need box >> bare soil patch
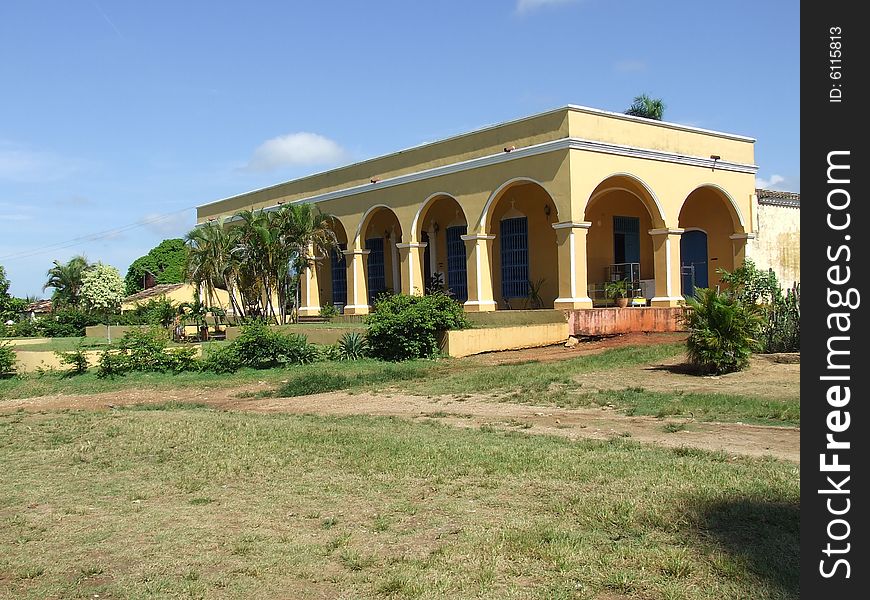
[3,386,799,464]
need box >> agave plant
[337,331,368,360]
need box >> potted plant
[604,279,631,308]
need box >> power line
[0,206,196,262]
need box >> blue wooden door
[365,238,386,302]
[680,230,708,297]
[446,225,468,301]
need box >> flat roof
[198,104,755,210]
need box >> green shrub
[55,345,89,376]
[684,287,761,374]
[231,323,317,368]
[200,343,241,374]
[121,328,172,371]
[318,344,342,361]
[0,340,16,377]
[319,303,339,320]
[763,284,800,353]
[6,319,39,337]
[37,308,101,337]
[337,331,368,360]
[96,328,199,376]
[718,260,800,353]
[163,346,200,373]
[365,292,468,361]
[96,349,131,378]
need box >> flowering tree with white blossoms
[80,263,126,315]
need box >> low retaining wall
[84,325,147,339]
[466,309,566,328]
[438,323,569,358]
[567,307,687,336]
[224,325,366,345]
[13,350,104,373]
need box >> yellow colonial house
[197,105,757,316]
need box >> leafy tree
[625,94,665,120]
[0,265,27,323]
[43,255,91,308]
[124,238,188,295]
[80,263,126,315]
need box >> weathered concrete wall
[753,203,800,287]
[224,325,367,345]
[568,307,686,336]
[438,323,569,358]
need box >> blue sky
[0,0,799,298]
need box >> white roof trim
[212,137,757,222]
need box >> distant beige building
[121,283,230,313]
[752,189,800,288]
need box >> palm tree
[271,203,338,323]
[184,219,244,319]
[625,94,665,120]
[43,255,91,308]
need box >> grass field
[1,343,799,426]
[0,406,799,599]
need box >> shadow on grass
[646,362,704,375]
[692,498,799,598]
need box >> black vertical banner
[802,2,868,597]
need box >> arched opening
[484,180,559,309]
[415,194,469,301]
[315,218,349,311]
[357,206,403,303]
[678,185,743,294]
[584,175,665,304]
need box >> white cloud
[614,59,647,73]
[516,0,581,14]
[245,132,346,172]
[755,174,786,189]
[0,214,32,222]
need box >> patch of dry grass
[0,407,798,599]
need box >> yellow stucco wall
[197,105,757,312]
[438,323,569,358]
[121,284,231,313]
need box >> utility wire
[0,206,196,262]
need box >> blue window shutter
[500,216,529,299]
[331,244,347,305]
[445,225,468,302]
[365,238,386,302]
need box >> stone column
[396,242,427,296]
[730,232,756,267]
[427,224,438,278]
[297,248,322,317]
[649,228,685,307]
[389,229,401,293]
[461,233,497,312]
[342,248,370,315]
[552,221,593,310]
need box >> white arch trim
[684,183,746,232]
[584,172,667,227]
[477,177,555,231]
[410,192,467,242]
[352,204,402,248]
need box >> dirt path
[2,384,799,463]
